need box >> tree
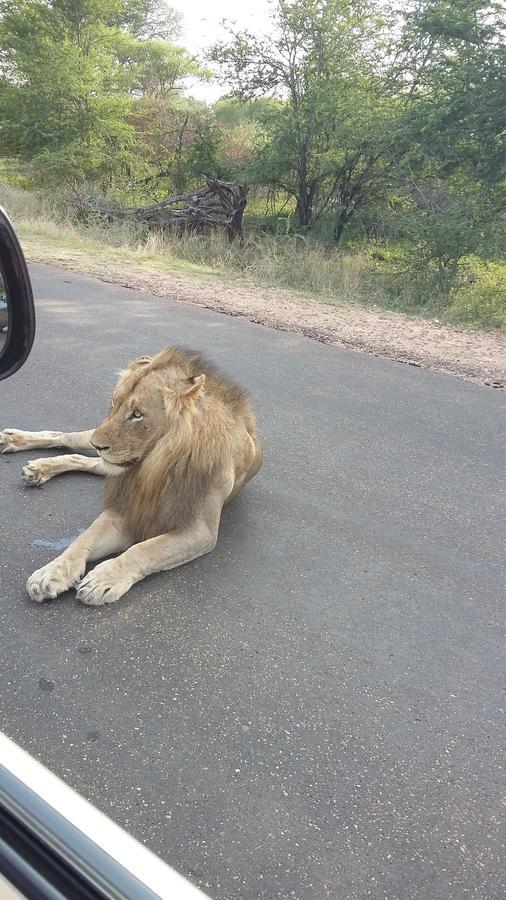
[396,0,505,185]
[385,1,505,289]
[210,0,405,237]
[115,32,200,99]
[113,0,183,41]
[0,0,196,186]
[213,100,272,179]
[126,98,222,198]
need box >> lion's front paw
[0,429,28,453]
[27,557,85,603]
[22,460,51,486]
[77,561,132,607]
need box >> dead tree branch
[71,176,249,242]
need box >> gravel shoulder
[23,238,505,388]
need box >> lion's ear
[130,355,152,369]
[163,375,206,412]
[181,374,206,398]
[115,356,152,389]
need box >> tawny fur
[0,345,262,606]
[102,347,261,541]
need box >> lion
[0,346,263,606]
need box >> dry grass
[1,182,504,329]
[4,181,504,386]
[143,228,373,304]
[0,182,376,306]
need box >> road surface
[1,264,504,899]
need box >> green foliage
[123,98,223,199]
[214,98,281,128]
[208,0,504,311]
[0,0,198,185]
[447,263,506,328]
[397,0,505,186]
[113,0,183,40]
[210,0,407,235]
[0,0,502,328]
[396,185,498,281]
[3,177,504,329]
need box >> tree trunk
[295,194,311,231]
[226,193,247,243]
[334,207,350,243]
[296,139,312,232]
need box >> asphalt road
[1,263,504,900]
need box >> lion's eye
[129,410,143,421]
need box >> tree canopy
[0,0,503,286]
[0,0,199,185]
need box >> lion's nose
[91,441,110,452]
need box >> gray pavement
[1,263,504,899]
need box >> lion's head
[91,351,206,474]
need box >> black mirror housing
[0,207,36,381]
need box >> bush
[1,181,503,330]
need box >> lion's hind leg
[22,454,109,486]
[0,429,95,454]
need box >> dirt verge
[24,239,505,388]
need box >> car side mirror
[0,206,36,381]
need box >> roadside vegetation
[0,0,504,329]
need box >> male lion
[0,346,262,605]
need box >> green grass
[1,182,504,329]
[354,241,506,329]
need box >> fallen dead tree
[71,177,249,242]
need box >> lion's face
[91,373,168,471]
[91,359,206,473]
